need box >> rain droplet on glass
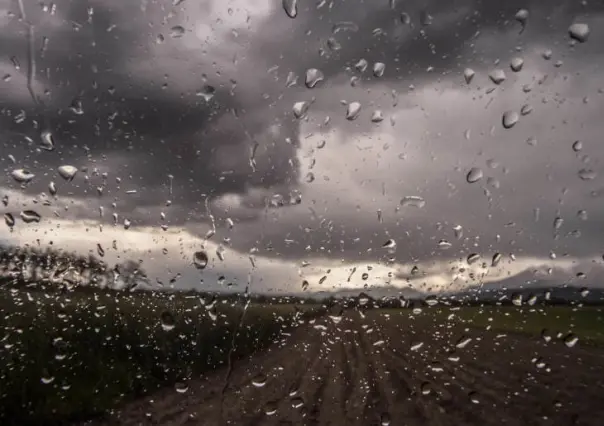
[572,140,583,152]
[515,9,529,24]
[564,333,578,348]
[193,251,208,269]
[355,59,368,72]
[373,62,385,77]
[305,68,324,88]
[520,104,532,116]
[285,71,298,87]
[252,374,267,388]
[492,252,502,267]
[332,21,358,34]
[438,240,452,249]
[20,210,41,223]
[453,225,463,239]
[578,169,596,181]
[4,213,15,228]
[569,23,589,43]
[346,102,361,120]
[463,68,475,84]
[456,336,472,349]
[40,374,55,385]
[291,397,304,409]
[264,402,278,416]
[515,9,528,33]
[466,167,483,183]
[57,165,78,181]
[11,169,34,183]
[510,57,524,72]
[381,412,392,426]
[502,111,519,129]
[382,239,396,249]
[371,110,384,123]
[69,98,84,115]
[175,382,189,393]
[160,311,176,331]
[40,130,55,151]
[400,196,426,208]
[169,25,185,38]
[293,101,310,119]
[489,69,506,85]
[282,0,298,19]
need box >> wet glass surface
[1,1,604,425]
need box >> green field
[3,284,604,425]
[0,287,320,426]
[449,305,604,344]
[372,305,604,345]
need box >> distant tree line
[9,243,595,308]
[0,244,148,291]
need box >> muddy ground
[87,309,604,426]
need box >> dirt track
[90,310,604,426]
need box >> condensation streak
[18,0,38,105]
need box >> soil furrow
[87,312,604,426]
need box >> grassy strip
[446,305,604,344]
[0,288,319,425]
[372,305,604,345]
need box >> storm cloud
[1,0,604,294]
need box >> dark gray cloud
[1,0,604,292]
[1,0,309,215]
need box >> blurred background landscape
[3,0,604,424]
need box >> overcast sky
[1,0,603,295]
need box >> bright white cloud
[1,205,589,295]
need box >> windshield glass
[1,1,603,425]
